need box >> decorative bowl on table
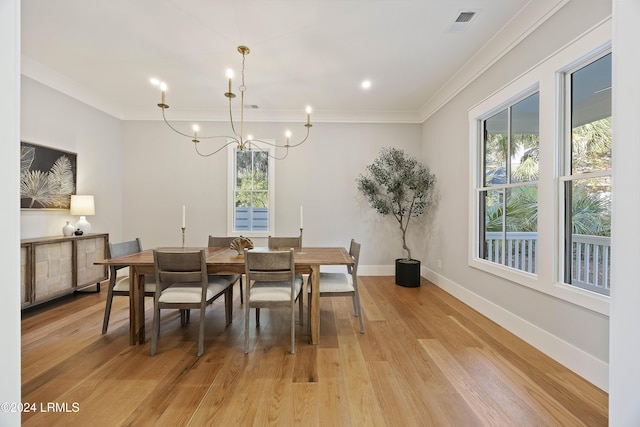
[230,236,254,256]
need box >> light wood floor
[21,276,607,426]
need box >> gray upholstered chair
[151,249,233,356]
[102,238,156,334]
[208,236,244,303]
[244,248,303,354]
[308,239,364,333]
[267,235,302,249]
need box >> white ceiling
[21,0,565,123]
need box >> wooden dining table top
[96,246,353,267]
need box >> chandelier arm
[247,128,309,149]
[227,97,241,139]
[161,108,197,139]
[194,139,238,157]
[162,108,240,142]
[246,142,289,160]
[284,126,311,148]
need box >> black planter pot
[395,258,421,287]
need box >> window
[228,144,275,236]
[478,92,540,274]
[561,52,611,295]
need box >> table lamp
[70,195,95,235]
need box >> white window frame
[557,48,612,296]
[468,19,611,315]
[476,90,540,276]
[226,141,276,238]
[470,84,541,290]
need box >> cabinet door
[76,235,108,288]
[20,244,31,307]
[33,241,74,303]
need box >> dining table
[95,246,354,346]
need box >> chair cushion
[158,277,230,303]
[113,275,156,293]
[250,275,303,302]
[316,272,354,293]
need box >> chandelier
[150,46,312,160]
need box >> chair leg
[256,308,260,326]
[239,276,244,304]
[197,305,206,357]
[101,288,115,334]
[150,307,160,356]
[225,287,233,325]
[306,292,311,336]
[290,301,296,354]
[244,302,250,354]
[354,294,365,334]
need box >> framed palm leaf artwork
[20,142,77,209]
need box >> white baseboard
[422,267,608,392]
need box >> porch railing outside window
[484,232,610,295]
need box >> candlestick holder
[181,227,186,249]
[297,227,305,254]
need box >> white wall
[610,1,640,424]
[420,0,611,390]
[20,77,124,241]
[0,0,21,425]
[122,120,422,268]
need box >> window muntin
[562,52,612,295]
[479,92,539,274]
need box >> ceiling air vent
[447,10,477,33]
[244,104,259,109]
[455,11,476,23]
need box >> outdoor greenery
[484,117,611,236]
[235,149,268,208]
[357,147,436,260]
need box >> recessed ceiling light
[361,80,372,90]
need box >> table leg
[310,264,320,344]
[129,266,146,345]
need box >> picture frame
[20,141,77,209]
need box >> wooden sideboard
[20,233,109,309]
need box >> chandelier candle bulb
[300,205,303,229]
[226,69,234,97]
[192,124,199,142]
[160,82,167,105]
[182,205,186,228]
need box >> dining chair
[244,248,304,354]
[308,239,364,333]
[208,236,244,303]
[268,235,302,249]
[151,249,233,357]
[102,238,156,334]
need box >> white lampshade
[70,195,95,234]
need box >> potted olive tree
[357,147,436,287]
